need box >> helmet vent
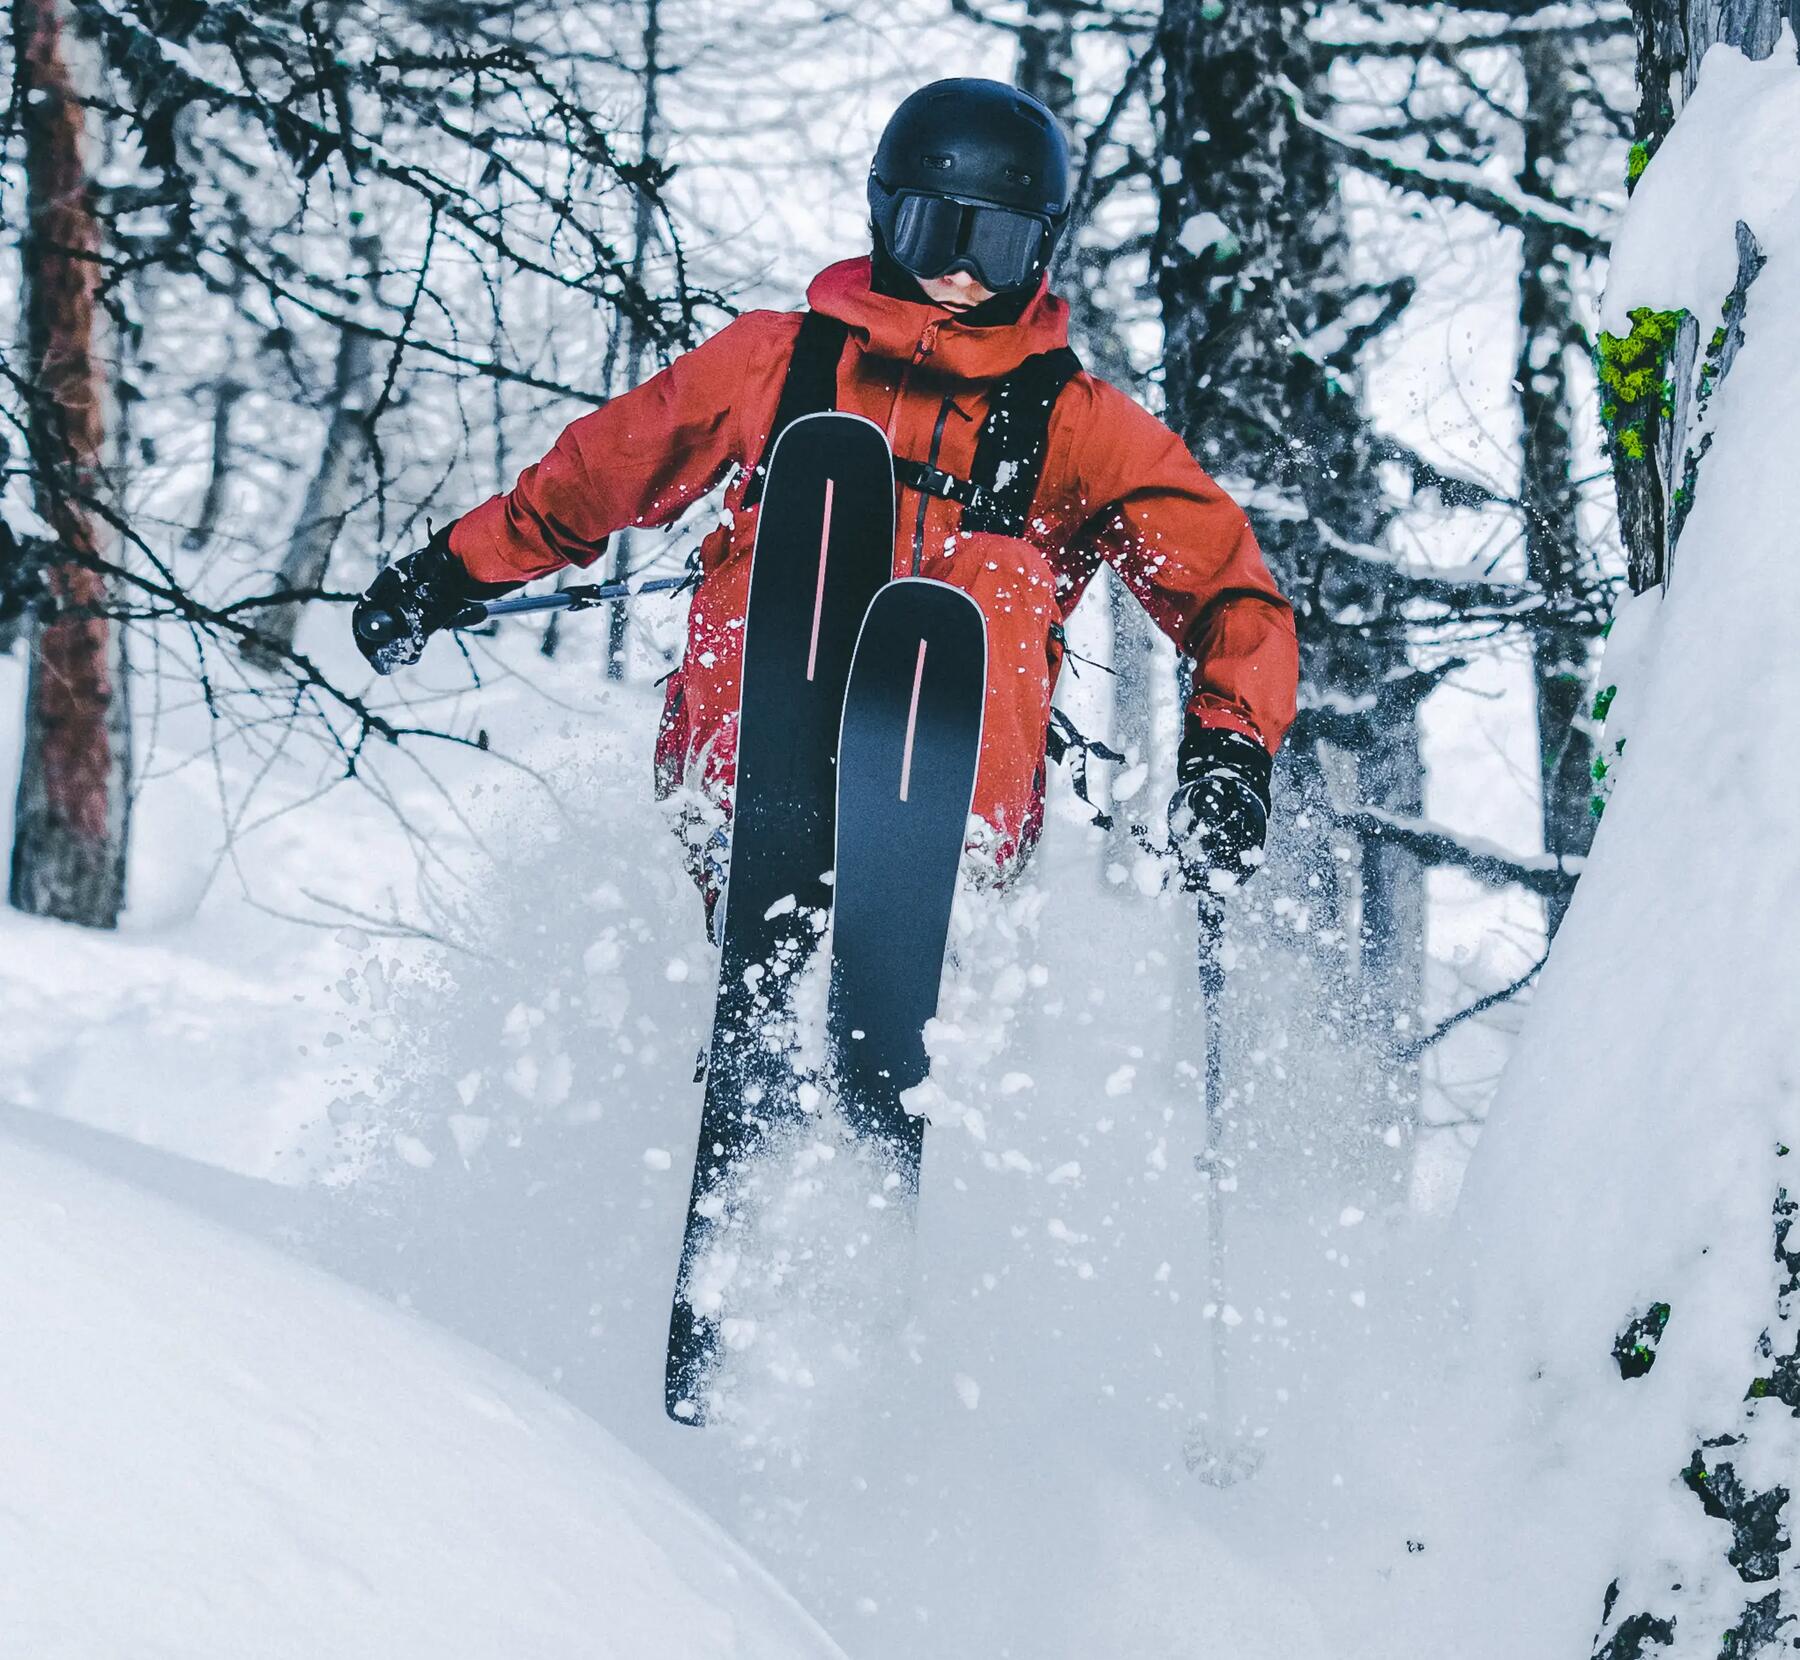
[921,153,953,170]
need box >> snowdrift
[1454,30,1800,1654]
[0,1133,842,1660]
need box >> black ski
[828,579,987,1186]
[665,412,894,1424]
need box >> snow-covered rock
[1455,27,1800,1654]
[1600,29,1800,337]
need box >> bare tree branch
[1402,950,1548,1060]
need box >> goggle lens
[888,192,1048,293]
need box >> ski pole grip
[353,605,409,647]
[449,601,491,629]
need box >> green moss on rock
[1615,1301,1671,1379]
[1597,308,1687,466]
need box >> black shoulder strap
[744,318,1079,534]
[959,346,1082,537]
[742,310,850,507]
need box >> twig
[1403,950,1549,1059]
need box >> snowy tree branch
[1310,519,1548,615]
[1342,806,1584,897]
[1370,0,1622,17]
[1370,436,1515,511]
[1313,18,1629,59]
[1275,76,1612,255]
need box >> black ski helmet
[869,79,1072,294]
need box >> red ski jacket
[450,258,1298,866]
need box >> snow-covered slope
[1451,30,1800,1654]
[0,1132,843,1660]
[0,585,1455,1658]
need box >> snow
[7,23,1782,1651]
[1448,26,1800,1650]
[1600,29,1800,335]
[0,1134,842,1659]
[303,737,1440,1656]
[3,576,1426,1654]
[1176,211,1235,258]
[0,490,52,540]
[0,613,1521,1655]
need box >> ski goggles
[884,191,1054,293]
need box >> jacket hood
[806,256,1070,381]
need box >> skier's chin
[918,277,995,312]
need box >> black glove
[352,525,518,675]
[1167,723,1272,891]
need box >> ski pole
[353,574,691,649]
[1196,897,1225,1136]
[452,574,691,626]
[1186,893,1262,1485]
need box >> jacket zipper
[886,319,941,440]
[913,395,955,574]
[886,319,946,574]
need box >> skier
[353,77,1299,902]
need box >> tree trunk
[1153,0,1304,496]
[1632,0,1800,147]
[1357,706,1427,1009]
[1517,35,1599,933]
[604,0,663,682]
[1015,0,1163,864]
[1152,0,1322,935]
[245,232,382,668]
[1017,0,1079,120]
[9,0,130,929]
[1153,0,1425,1040]
[1104,572,1160,864]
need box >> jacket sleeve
[449,311,799,585]
[1064,376,1299,755]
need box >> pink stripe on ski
[898,639,928,802]
[806,478,835,682]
